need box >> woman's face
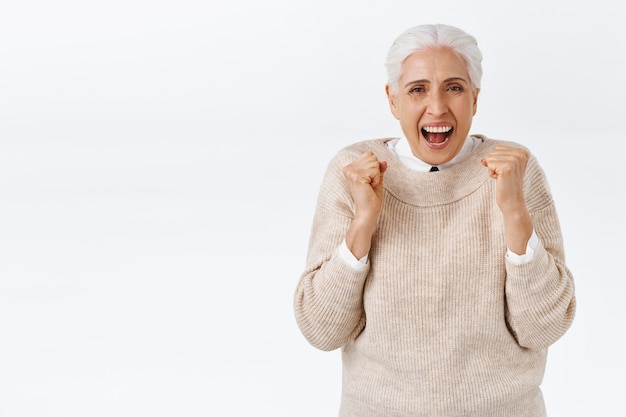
[386,47,479,166]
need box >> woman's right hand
[342,151,387,219]
[342,151,387,259]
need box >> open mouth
[421,125,453,147]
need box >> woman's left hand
[481,145,529,213]
[482,145,533,255]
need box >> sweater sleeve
[504,156,576,349]
[294,151,369,351]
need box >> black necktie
[429,166,439,172]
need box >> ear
[385,84,400,120]
[472,88,480,115]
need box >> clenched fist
[481,145,533,255]
[342,151,387,259]
[481,145,529,213]
[342,151,388,220]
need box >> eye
[447,85,464,93]
[409,86,426,94]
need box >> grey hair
[385,24,483,93]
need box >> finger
[371,161,387,187]
[344,165,381,186]
[354,154,380,172]
[356,154,383,174]
[481,158,498,179]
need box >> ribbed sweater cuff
[505,241,552,292]
[316,252,370,299]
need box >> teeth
[423,126,452,133]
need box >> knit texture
[294,136,576,417]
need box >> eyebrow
[404,77,469,88]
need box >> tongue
[427,132,447,144]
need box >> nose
[426,91,448,116]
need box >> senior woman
[294,24,576,417]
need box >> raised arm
[294,150,386,351]
[483,147,576,349]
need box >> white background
[1,0,624,416]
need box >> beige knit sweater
[294,136,576,417]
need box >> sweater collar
[373,135,497,207]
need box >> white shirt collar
[387,136,482,172]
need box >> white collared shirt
[387,135,483,172]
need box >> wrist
[498,200,528,219]
[501,208,533,255]
[345,215,378,260]
[353,208,379,226]
[350,214,378,235]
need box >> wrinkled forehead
[399,47,471,84]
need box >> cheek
[455,103,474,122]
[400,101,422,120]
